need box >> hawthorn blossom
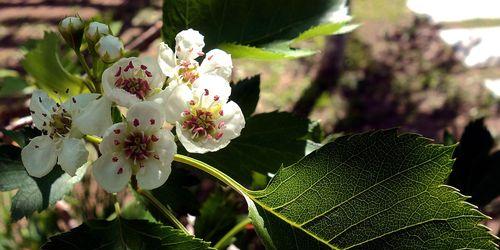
[21,90,102,177]
[158,75,245,153]
[92,101,176,192]
[157,29,233,85]
[95,35,124,63]
[102,57,165,107]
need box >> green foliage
[0,146,86,221]
[0,77,28,97]
[22,31,86,99]
[150,167,200,216]
[194,190,239,244]
[191,112,318,184]
[448,119,500,207]
[42,218,213,249]
[162,0,349,59]
[242,130,496,249]
[229,75,260,117]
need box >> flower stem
[75,50,97,91]
[173,154,249,194]
[137,188,190,235]
[214,218,252,249]
[84,134,102,144]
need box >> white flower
[95,35,124,63]
[21,90,99,177]
[85,21,111,43]
[92,101,176,192]
[175,29,205,61]
[157,29,233,85]
[158,75,245,153]
[59,16,84,33]
[102,57,165,108]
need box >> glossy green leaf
[0,146,86,221]
[229,75,260,117]
[42,218,213,249]
[191,112,317,184]
[242,130,496,249]
[162,0,349,60]
[22,31,86,99]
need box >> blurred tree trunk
[292,34,347,118]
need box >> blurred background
[0,0,499,249]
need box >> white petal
[58,138,88,176]
[99,123,127,155]
[21,135,57,177]
[139,56,165,89]
[126,101,165,133]
[192,74,232,105]
[30,90,56,131]
[157,84,192,123]
[176,101,245,153]
[92,153,132,193]
[199,49,233,81]
[152,130,177,164]
[85,21,111,42]
[136,158,172,190]
[175,29,205,61]
[62,93,100,117]
[216,101,245,144]
[157,42,177,78]
[73,96,113,136]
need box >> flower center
[123,132,158,164]
[178,60,199,85]
[49,108,72,137]
[181,89,225,141]
[114,61,152,99]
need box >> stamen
[133,118,140,127]
[117,167,123,174]
[112,156,118,162]
[208,55,214,61]
[214,95,219,101]
[149,119,155,125]
[35,145,39,148]
[140,65,147,70]
[124,61,134,72]
[114,129,121,134]
[204,89,209,96]
[72,97,76,103]
[215,132,223,140]
[114,66,122,77]
[151,134,159,142]
[65,88,70,94]
[39,97,42,102]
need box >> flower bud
[95,35,124,63]
[59,16,84,50]
[85,21,111,43]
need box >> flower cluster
[21,17,245,193]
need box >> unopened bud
[95,35,124,63]
[85,21,111,43]
[59,16,84,50]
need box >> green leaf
[219,42,316,61]
[0,146,86,221]
[0,77,28,97]
[242,130,496,249]
[162,0,349,59]
[42,217,213,249]
[191,112,316,184]
[194,190,238,244]
[22,31,86,99]
[229,75,260,117]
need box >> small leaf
[191,112,317,184]
[0,145,86,221]
[22,31,86,99]
[244,130,496,249]
[229,75,260,117]
[42,217,213,249]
